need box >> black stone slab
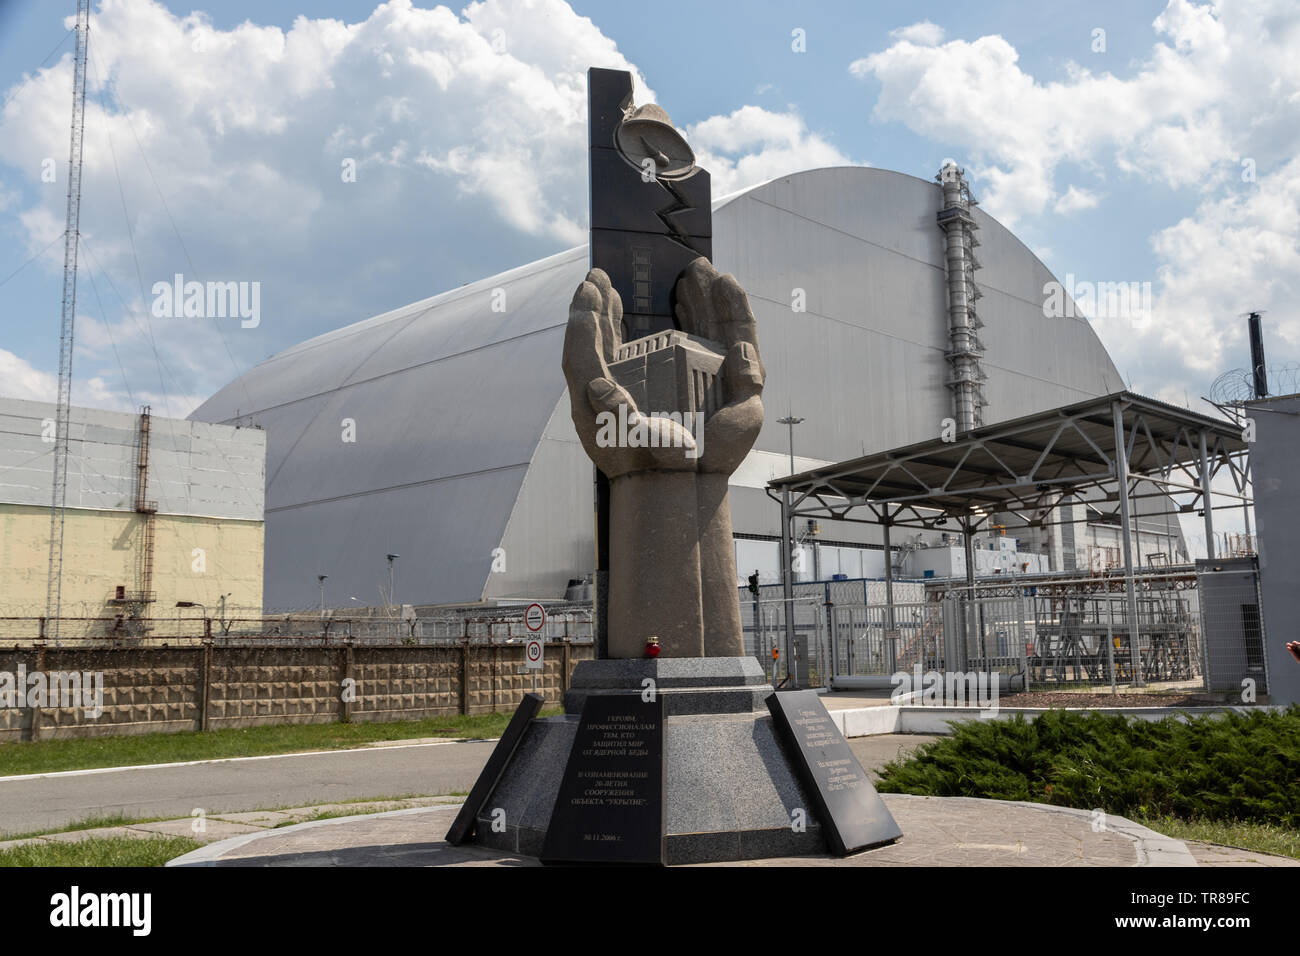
[587,67,713,341]
[444,692,543,845]
[766,690,903,856]
[589,148,713,238]
[540,692,665,865]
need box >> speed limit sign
[525,636,545,670]
[524,604,545,671]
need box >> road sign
[525,636,545,671]
[525,603,546,632]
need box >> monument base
[466,658,900,865]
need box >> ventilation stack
[936,162,987,431]
[1247,311,1267,399]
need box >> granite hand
[562,268,699,478]
[672,258,766,474]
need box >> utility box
[1196,556,1268,695]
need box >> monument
[447,68,901,864]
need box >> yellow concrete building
[0,398,265,639]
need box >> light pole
[175,601,207,639]
[318,574,328,619]
[777,415,804,476]
[386,553,400,609]
[217,592,232,635]
[776,415,804,687]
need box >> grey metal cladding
[1,396,264,520]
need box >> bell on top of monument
[615,102,696,180]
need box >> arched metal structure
[192,166,1130,611]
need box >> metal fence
[738,578,929,689]
[0,600,595,648]
[927,571,1207,690]
[742,593,829,687]
[14,567,1264,700]
[733,568,1256,695]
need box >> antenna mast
[45,0,92,642]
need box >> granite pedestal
[472,658,839,864]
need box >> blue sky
[0,0,1296,425]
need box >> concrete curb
[830,703,1283,738]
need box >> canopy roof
[769,391,1250,530]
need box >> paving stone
[167,793,1263,868]
[128,819,262,842]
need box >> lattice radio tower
[45,0,92,642]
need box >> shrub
[875,707,1300,827]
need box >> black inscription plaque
[540,693,665,865]
[767,690,903,856]
[445,692,543,846]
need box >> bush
[875,707,1300,827]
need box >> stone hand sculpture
[563,258,765,658]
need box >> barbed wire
[1209,363,1300,406]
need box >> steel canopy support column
[963,521,976,595]
[883,517,896,673]
[1113,400,1143,688]
[963,520,977,664]
[780,489,796,686]
[1200,429,1216,561]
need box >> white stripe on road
[0,737,499,782]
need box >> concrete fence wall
[0,641,592,742]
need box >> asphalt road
[0,734,938,836]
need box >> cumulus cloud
[851,0,1299,226]
[686,106,854,197]
[889,21,945,46]
[0,0,848,414]
[851,0,1300,404]
[0,349,56,402]
[0,346,135,409]
[1054,184,1100,215]
[1092,156,1300,403]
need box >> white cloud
[850,1,1300,226]
[0,0,855,415]
[1092,156,1300,399]
[851,0,1300,403]
[0,349,55,402]
[1055,185,1100,214]
[0,347,135,409]
[889,21,945,46]
[686,106,855,197]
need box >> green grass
[0,710,561,777]
[0,836,201,867]
[1139,815,1300,861]
[876,706,1300,827]
[0,811,177,842]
